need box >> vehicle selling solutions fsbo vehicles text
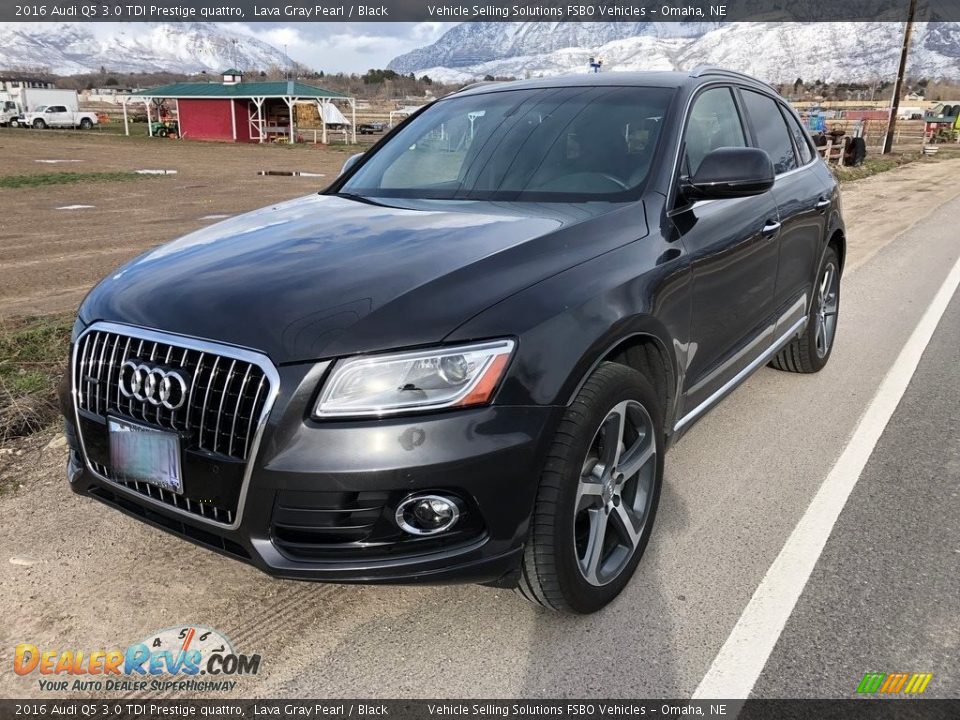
[425,4,726,17]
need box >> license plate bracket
[108,417,183,494]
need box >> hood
[80,194,647,363]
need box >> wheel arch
[828,228,846,273]
[563,327,679,437]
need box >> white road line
[693,250,960,699]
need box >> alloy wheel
[574,400,657,586]
[815,261,839,358]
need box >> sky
[212,22,458,73]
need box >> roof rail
[454,80,507,94]
[689,65,776,89]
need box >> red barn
[125,70,356,144]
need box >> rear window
[741,90,798,175]
[783,109,815,165]
[341,85,675,202]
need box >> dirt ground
[0,129,362,317]
[1,130,959,700]
[2,130,959,318]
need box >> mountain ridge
[387,22,960,83]
[0,22,290,75]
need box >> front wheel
[33,119,46,129]
[770,246,841,373]
[516,362,663,613]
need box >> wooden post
[350,98,356,144]
[321,100,327,144]
[883,0,918,154]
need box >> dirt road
[1,140,959,700]
[0,130,354,317]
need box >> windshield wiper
[333,191,385,207]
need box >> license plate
[108,417,183,494]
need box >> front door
[45,106,70,126]
[670,86,781,424]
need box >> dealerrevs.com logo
[14,626,260,693]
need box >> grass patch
[0,314,73,443]
[832,154,920,183]
[0,171,157,189]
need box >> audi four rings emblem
[119,361,189,410]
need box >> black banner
[3,0,960,22]
[1,700,960,720]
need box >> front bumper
[62,363,559,586]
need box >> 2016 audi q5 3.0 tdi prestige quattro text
[62,68,845,613]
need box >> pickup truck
[20,105,99,130]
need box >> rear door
[670,85,781,423]
[739,89,828,327]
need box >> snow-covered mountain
[0,23,290,75]
[388,22,960,83]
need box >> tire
[10,120,19,128]
[155,127,168,138]
[769,246,841,373]
[79,118,93,130]
[516,362,664,613]
[33,119,46,129]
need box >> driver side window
[684,88,747,176]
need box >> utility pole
[883,0,918,154]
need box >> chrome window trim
[669,81,817,209]
[71,320,281,530]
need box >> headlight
[314,339,515,418]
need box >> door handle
[761,220,781,237]
[815,197,831,211]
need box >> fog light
[395,494,461,536]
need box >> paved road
[1,190,959,701]
[753,288,960,699]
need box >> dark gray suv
[63,67,844,613]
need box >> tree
[105,77,119,86]
[419,75,433,85]
[793,77,803,90]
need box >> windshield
[340,85,674,202]
[34,105,46,112]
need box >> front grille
[88,459,236,524]
[73,325,275,525]
[75,329,269,460]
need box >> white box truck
[2,88,82,126]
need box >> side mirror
[340,152,364,177]
[681,147,774,200]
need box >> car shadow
[516,479,690,697]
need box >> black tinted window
[684,87,746,175]
[783,108,814,165]
[742,90,797,174]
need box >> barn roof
[131,81,350,100]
